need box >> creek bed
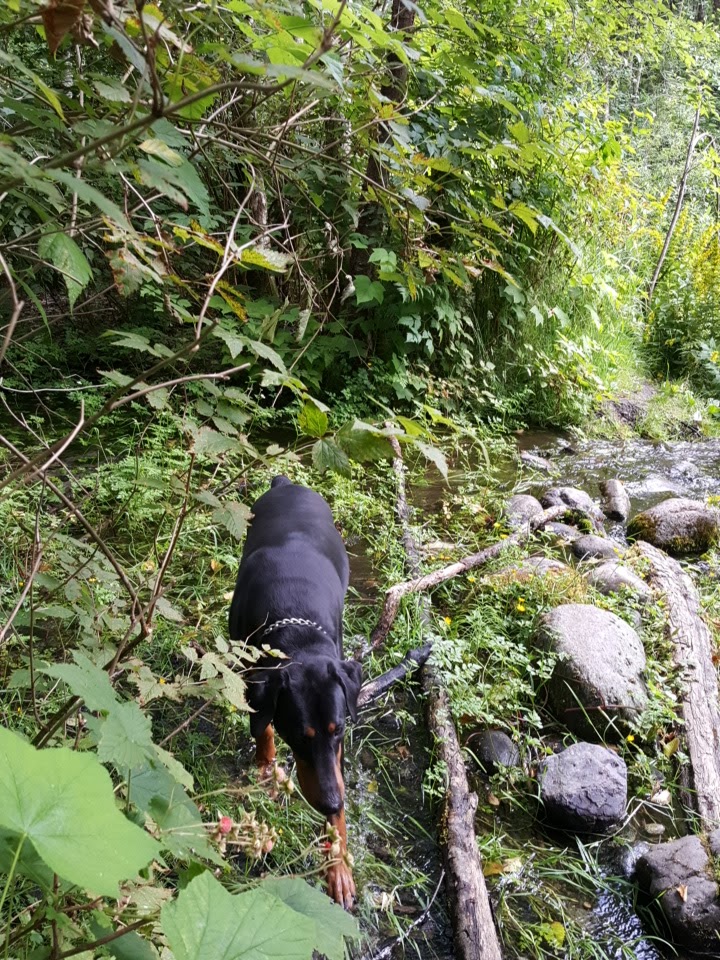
[347,431,720,959]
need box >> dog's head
[249,657,362,815]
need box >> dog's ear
[333,660,362,723]
[248,670,285,739]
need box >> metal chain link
[259,617,332,640]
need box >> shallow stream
[349,431,720,960]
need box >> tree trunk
[647,101,702,307]
[636,542,720,830]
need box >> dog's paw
[326,859,356,911]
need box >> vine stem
[0,834,26,931]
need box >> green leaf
[130,762,220,864]
[354,275,385,305]
[191,427,239,459]
[240,246,292,273]
[312,439,351,477]
[245,338,287,372]
[336,420,395,463]
[415,441,448,480]
[260,877,359,960]
[98,701,155,769]
[93,79,132,103]
[101,926,159,960]
[212,501,252,540]
[43,651,118,713]
[139,138,184,167]
[298,399,328,438]
[0,727,157,895]
[38,230,92,308]
[161,872,316,960]
[47,169,131,230]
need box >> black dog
[229,475,361,908]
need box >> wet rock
[599,479,631,523]
[634,832,720,952]
[670,458,701,480]
[538,743,627,832]
[627,498,720,555]
[504,494,544,529]
[544,521,582,542]
[541,487,605,527]
[519,451,554,473]
[572,534,624,561]
[536,604,647,736]
[497,556,572,581]
[584,561,652,601]
[472,730,520,774]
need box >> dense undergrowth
[2,0,720,957]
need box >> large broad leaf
[212,501,252,540]
[312,439,351,477]
[97,701,155,769]
[162,872,315,960]
[130,761,221,864]
[414,441,449,480]
[298,399,328,438]
[38,230,92,308]
[336,420,396,463]
[0,727,158,896]
[260,877,359,960]
[44,650,118,712]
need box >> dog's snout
[317,794,343,817]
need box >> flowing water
[350,431,720,960]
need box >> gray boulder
[541,487,605,527]
[544,521,582,542]
[599,479,632,523]
[505,494,544,529]
[538,742,627,831]
[536,604,647,735]
[520,451,554,473]
[627,498,720,555]
[585,561,652,602]
[634,832,720,951]
[473,730,520,774]
[572,534,624,561]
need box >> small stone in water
[644,822,666,836]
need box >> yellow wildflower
[467,575,476,583]
[159,678,166,685]
[443,616,452,626]
[626,734,635,743]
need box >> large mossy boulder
[535,604,647,736]
[627,498,720,555]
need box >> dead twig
[366,505,565,653]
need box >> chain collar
[259,617,332,641]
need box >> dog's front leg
[255,723,277,775]
[325,806,355,910]
[295,751,355,909]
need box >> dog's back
[228,477,349,653]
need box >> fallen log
[356,643,432,709]
[387,434,503,960]
[636,541,720,830]
[367,504,566,653]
